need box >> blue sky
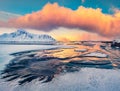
[0,0,120,41]
[0,0,120,15]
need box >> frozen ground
[0,68,120,91]
[0,42,120,91]
[0,44,72,69]
[81,51,108,58]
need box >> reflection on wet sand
[1,42,120,85]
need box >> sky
[0,0,120,41]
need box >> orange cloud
[49,28,110,41]
[1,3,120,38]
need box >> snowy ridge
[113,39,120,43]
[111,39,120,48]
[0,29,56,44]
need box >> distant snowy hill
[0,29,56,44]
[111,39,120,48]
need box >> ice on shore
[82,51,108,58]
[74,49,88,52]
[0,68,120,91]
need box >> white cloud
[81,0,85,3]
[0,11,21,22]
[109,6,120,14]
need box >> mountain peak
[17,29,27,34]
[0,29,56,43]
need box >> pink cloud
[0,3,120,38]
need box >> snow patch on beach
[83,52,108,58]
[0,68,120,91]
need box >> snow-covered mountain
[111,39,120,48]
[0,29,56,44]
